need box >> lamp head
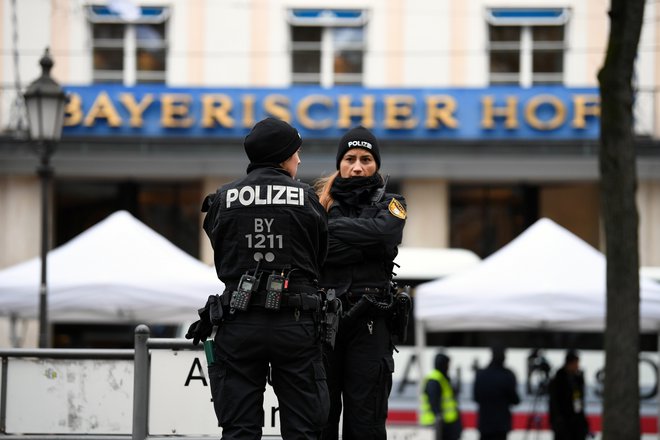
[24,47,67,145]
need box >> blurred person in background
[473,346,521,440]
[420,353,463,440]
[548,350,589,440]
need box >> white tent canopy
[393,247,481,281]
[642,266,660,283]
[0,211,222,324]
[415,218,660,333]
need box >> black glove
[185,319,213,345]
[185,295,219,345]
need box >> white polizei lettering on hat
[226,185,305,208]
[347,140,372,149]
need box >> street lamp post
[23,47,66,348]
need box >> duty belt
[346,287,389,304]
[252,291,320,311]
[220,290,320,312]
[225,280,317,295]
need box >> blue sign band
[62,85,600,140]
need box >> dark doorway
[450,184,539,258]
[55,179,201,257]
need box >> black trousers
[321,314,394,440]
[208,308,329,440]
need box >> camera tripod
[523,378,549,440]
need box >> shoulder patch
[388,198,407,220]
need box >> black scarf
[330,174,383,206]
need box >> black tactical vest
[203,166,328,289]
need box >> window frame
[288,9,368,87]
[87,5,170,85]
[486,8,569,87]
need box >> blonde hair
[314,171,339,212]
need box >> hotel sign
[62,85,600,140]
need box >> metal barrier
[0,325,203,440]
[132,325,208,440]
[0,345,133,440]
[0,326,430,440]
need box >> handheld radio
[265,273,285,310]
[230,273,257,311]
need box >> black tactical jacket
[320,188,406,296]
[202,166,328,288]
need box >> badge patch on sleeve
[388,198,407,220]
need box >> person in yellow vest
[420,353,463,440]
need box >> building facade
[1,0,659,344]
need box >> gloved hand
[185,319,213,346]
[185,295,222,345]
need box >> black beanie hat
[336,125,381,170]
[244,118,302,164]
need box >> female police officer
[315,126,407,440]
[189,117,329,440]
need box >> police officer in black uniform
[187,117,329,440]
[315,126,407,440]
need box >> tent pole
[8,314,23,348]
[415,318,427,421]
